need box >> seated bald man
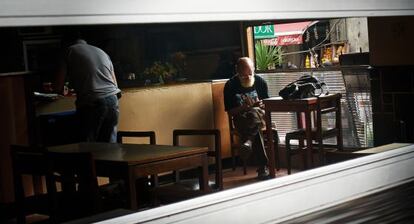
[223,57,270,180]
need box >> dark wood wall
[370,66,414,145]
[368,16,414,145]
[0,22,242,87]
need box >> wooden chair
[285,93,343,174]
[173,129,222,190]
[10,145,52,224]
[116,131,156,145]
[228,114,280,175]
[152,129,221,205]
[117,131,158,208]
[47,151,101,222]
[117,131,158,186]
[47,151,128,222]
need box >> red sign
[262,34,303,46]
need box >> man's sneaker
[239,140,252,162]
[257,166,270,180]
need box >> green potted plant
[255,41,283,70]
[170,51,187,80]
[143,61,177,84]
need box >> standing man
[56,37,121,143]
[223,57,270,180]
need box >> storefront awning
[262,21,318,46]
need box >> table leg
[199,154,209,192]
[125,168,137,210]
[265,109,276,178]
[337,103,343,150]
[297,112,305,150]
[33,176,44,194]
[305,111,313,169]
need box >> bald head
[236,57,255,88]
[236,57,254,73]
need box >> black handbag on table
[279,74,328,100]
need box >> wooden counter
[35,95,76,116]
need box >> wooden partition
[211,80,231,158]
[0,72,32,203]
[118,81,235,159]
[118,83,215,146]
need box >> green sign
[254,25,275,39]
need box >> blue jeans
[77,94,119,143]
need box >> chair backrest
[315,93,342,128]
[173,129,223,190]
[10,145,51,224]
[117,130,158,191]
[315,93,343,147]
[318,93,342,113]
[10,145,48,178]
[47,151,100,222]
[117,131,156,144]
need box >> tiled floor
[222,166,289,190]
[145,165,292,210]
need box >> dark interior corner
[371,66,414,145]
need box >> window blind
[259,68,372,148]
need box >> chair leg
[274,140,280,171]
[215,168,222,191]
[231,147,236,171]
[237,147,247,175]
[273,130,280,171]
[16,204,26,224]
[150,175,159,187]
[286,137,292,175]
[301,146,307,171]
[173,170,180,183]
[318,140,324,167]
[243,160,247,175]
[319,150,326,166]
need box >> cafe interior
[1,1,414,223]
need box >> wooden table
[47,142,209,209]
[263,95,339,178]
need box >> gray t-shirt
[66,40,120,106]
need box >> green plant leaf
[255,41,283,70]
